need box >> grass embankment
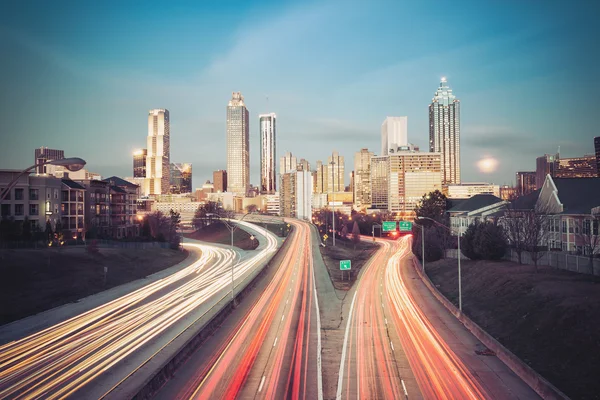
[185,221,260,250]
[0,247,189,326]
[319,237,379,290]
[426,258,600,400]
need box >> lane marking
[401,379,408,399]
[336,291,358,400]
[273,337,278,347]
[385,318,388,325]
[281,314,285,321]
[259,375,266,392]
[312,266,324,400]
[390,341,395,351]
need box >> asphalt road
[0,220,278,400]
[154,219,323,400]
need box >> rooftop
[448,194,503,213]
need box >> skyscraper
[145,109,170,195]
[170,163,192,194]
[226,92,250,194]
[429,77,460,185]
[516,171,536,196]
[370,156,389,210]
[595,137,600,177]
[354,148,374,209]
[555,155,597,178]
[535,153,558,189]
[34,147,64,174]
[327,151,344,193]
[381,117,408,156]
[314,160,328,194]
[213,170,227,193]
[279,152,297,175]
[280,167,313,220]
[259,113,276,194]
[133,149,147,178]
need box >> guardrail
[102,225,294,400]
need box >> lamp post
[415,216,463,312]
[0,158,86,204]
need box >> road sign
[399,221,413,232]
[328,201,343,206]
[323,234,328,240]
[340,260,351,270]
[382,221,397,232]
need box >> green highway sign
[399,221,413,232]
[340,260,351,270]
[382,221,397,232]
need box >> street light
[415,216,464,312]
[0,157,87,204]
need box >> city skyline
[0,1,597,189]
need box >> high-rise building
[226,92,250,194]
[133,149,147,178]
[298,159,310,172]
[596,137,600,177]
[354,148,374,209]
[34,147,65,174]
[327,151,344,193]
[170,163,192,194]
[536,153,558,190]
[280,167,313,220]
[370,156,389,210]
[429,77,460,185]
[279,152,297,175]
[145,109,170,195]
[556,155,597,178]
[446,183,500,199]
[213,170,227,193]
[499,185,517,200]
[381,117,408,156]
[516,171,536,196]
[259,113,276,194]
[314,161,328,194]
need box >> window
[562,220,567,233]
[584,220,591,235]
[30,204,39,216]
[15,188,24,200]
[594,220,599,236]
[29,189,39,200]
[1,204,10,217]
[1,188,10,200]
[15,204,24,216]
[568,220,574,233]
[54,189,59,199]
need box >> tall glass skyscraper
[145,109,170,195]
[259,113,276,193]
[429,78,460,185]
[226,92,250,194]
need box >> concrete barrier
[102,228,294,400]
[411,257,570,400]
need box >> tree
[351,221,361,250]
[147,211,169,240]
[22,216,32,242]
[245,204,258,213]
[461,220,481,260]
[522,208,550,271]
[45,220,53,243]
[414,190,451,223]
[341,224,348,240]
[500,203,527,264]
[581,215,600,274]
[141,217,151,239]
[473,221,507,260]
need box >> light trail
[0,221,278,399]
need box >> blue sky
[0,0,598,189]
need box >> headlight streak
[0,223,279,400]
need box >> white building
[429,77,461,185]
[295,170,313,220]
[145,109,170,195]
[381,116,408,156]
[446,183,500,199]
[226,92,250,195]
[265,192,280,215]
[259,113,277,194]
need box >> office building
[170,163,192,194]
[370,156,389,210]
[280,152,297,175]
[499,185,517,200]
[516,171,536,197]
[298,158,310,172]
[314,161,328,194]
[145,109,170,195]
[556,155,597,178]
[226,92,250,194]
[259,113,277,193]
[133,149,147,178]
[596,137,600,177]
[34,147,64,174]
[536,154,558,189]
[213,170,227,193]
[446,183,500,199]
[354,148,374,209]
[381,117,408,156]
[280,167,313,220]
[327,151,345,193]
[429,77,461,185]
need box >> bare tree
[245,204,258,213]
[522,208,551,271]
[351,221,361,250]
[501,203,527,264]
[582,215,600,275]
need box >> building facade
[34,147,64,174]
[314,161,328,194]
[429,77,460,185]
[61,180,86,239]
[133,149,147,178]
[170,163,192,194]
[516,171,536,196]
[280,168,313,220]
[327,151,345,193]
[556,155,597,178]
[446,183,500,199]
[381,117,408,156]
[76,179,111,237]
[279,152,297,175]
[595,136,600,177]
[213,170,227,193]
[354,148,374,209]
[370,156,389,210]
[259,113,277,194]
[535,153,558,190]
[145,109,170,195]
[226,92,250,194]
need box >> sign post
[340,259,351,281]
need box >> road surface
[337,235,540,399]
[154,219,323,400]
[0,220,278,399]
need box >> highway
[337,235,539,399]
[0,220,278,399]
[154,219,323,400]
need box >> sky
[0,0,598,190]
